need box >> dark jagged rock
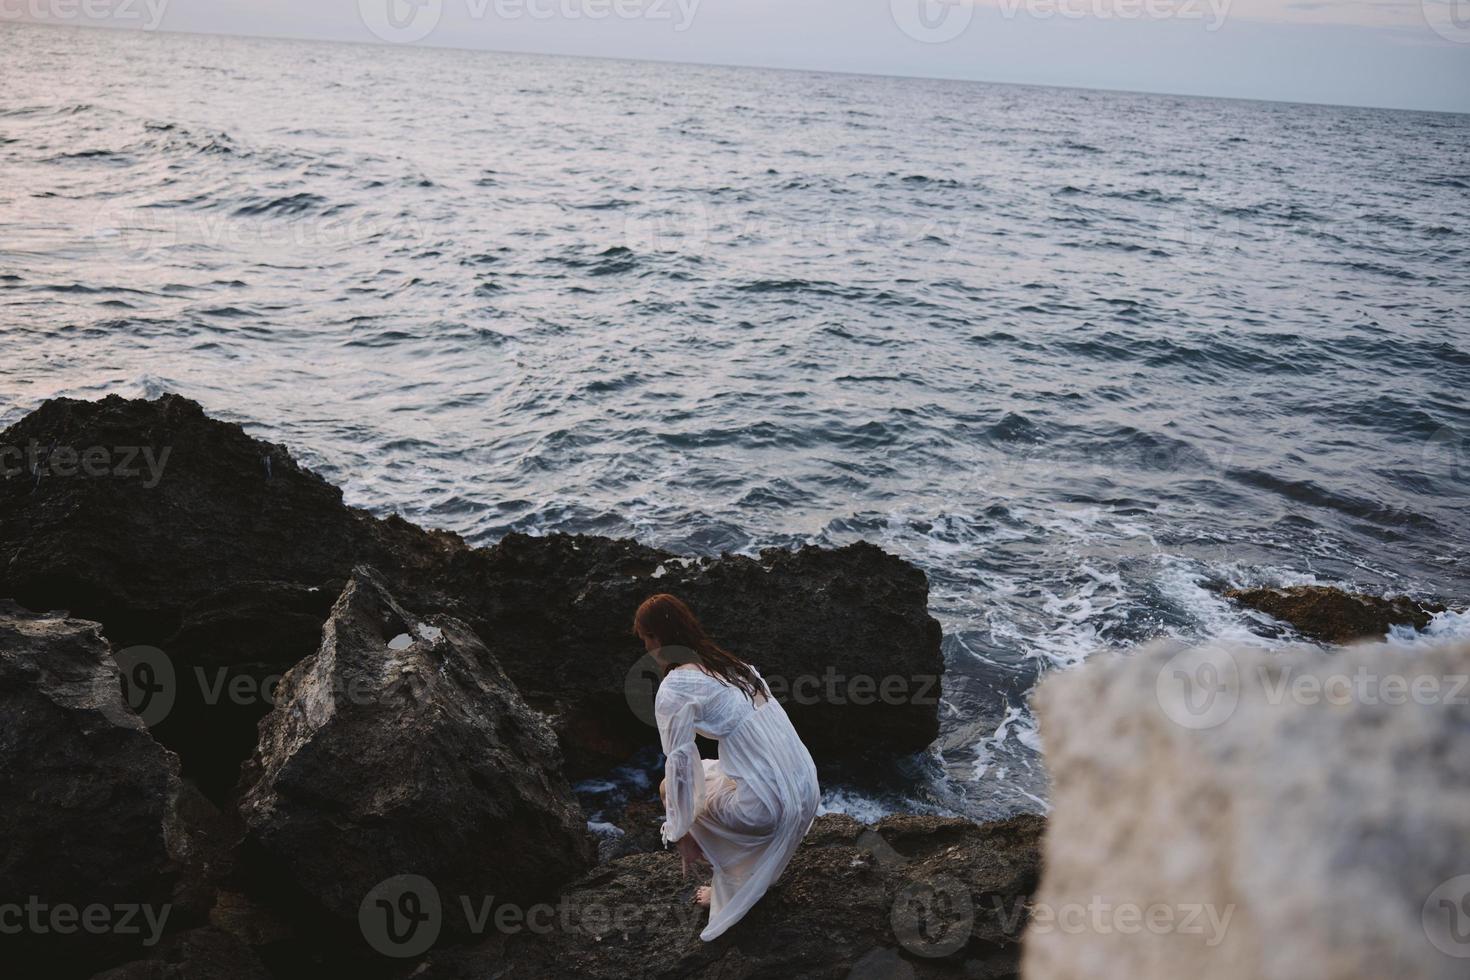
[0,394,1003,979]
[1225,584,1446,643]
[435,532,945,776]
[150,582,341,800]
[236,567,594,940]
[0,603,211,976]
[593,798,667,862]
[87,927,273,980]
[0,394,461,640]
[0,395,463,796]
[411,813,1045,980]
[0,395,945,789]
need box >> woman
[634,593,821,941]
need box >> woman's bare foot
[692,885,712,908]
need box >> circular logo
[890,0,974,43]
[1422,426,1466,487]
[89,205,173,263]
[1423,874,1470,959]
[1154,644,1240,730]
[891,875,973,958]
[359,874,442,958]
[358,0,443,43]
[622,196,711,255]
[623,645,699,727]
[109,645,176,727]
[1423,0,1470,44]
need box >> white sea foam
[817,788,942,825]
[586,820,624,838]
[1387,607,1470,648]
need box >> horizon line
[5,16,1469,118]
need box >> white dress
[656,663,821,941]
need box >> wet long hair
[633,593,766,703]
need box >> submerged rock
[1028,638,1470,980]
[0,603,201,975]
[412,812,1045,979]
[236,567,594,939]
[1224,583,1446,643]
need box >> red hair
[633,593,765,703]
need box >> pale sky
[5,0,1470,112]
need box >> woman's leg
[663,775,712,904]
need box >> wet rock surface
[412,813,1045,980]
[1224,583,1447,643]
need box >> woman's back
[660,663,769,740]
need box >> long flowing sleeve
[656,677,706,844]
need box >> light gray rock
[237,566,594,938]
[1026,638,1470,980]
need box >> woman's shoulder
[655,664,715,714]
[659,663,740,697]
[665,663,719,683]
